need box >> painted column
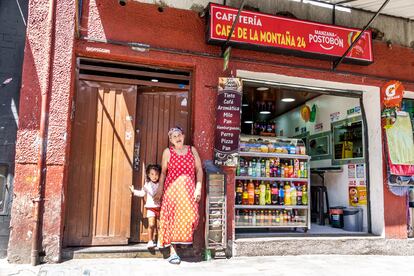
[8,0,76,263]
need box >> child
[130,164,161,249]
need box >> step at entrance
[62,244,164,260]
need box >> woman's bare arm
[192,146,203,202]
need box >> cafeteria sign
[207,3,373,65]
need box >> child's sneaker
[147,240,155,248]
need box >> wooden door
[130,87,190,242]
[64,80,137,246]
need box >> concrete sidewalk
[1,255,414,276]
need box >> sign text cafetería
[207,3,373,65]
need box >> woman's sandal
[167,254,181,265]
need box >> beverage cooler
[235,135,311,232]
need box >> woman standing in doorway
[154,126,203,264]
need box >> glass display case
[235,135,311,232]
[332,116,364,165]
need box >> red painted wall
[9,0,414,263]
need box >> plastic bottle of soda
[261,159,266,177]
[265,159,270,177]
[254,182,260,205]
[284,182,291,205]
[302,185,308,205]
[296,184,303,205]
[288,160,294,178]
[291,183,297,206]
[269,159,275,177]
[251,159,256,177]
[242,182,249,205]
[248,180,255,205]
[278,182,285,205]
[236,181,243,205]
[256,159,262,177]
[265,182,271,205]
[259,181,266,205]
[284,163,290,178]
[271,182,279,205]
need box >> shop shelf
[235,205,309,210]
[235,176,308,182]
[235,224,307,229]
[239,152,310,160]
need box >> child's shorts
[146,207,160,218]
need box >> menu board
[214,78,242,166]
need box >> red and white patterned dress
[158,146,199,247]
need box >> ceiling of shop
[315,0,414,20]
[242,85,321,120]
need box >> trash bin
[329,206,345,228]
[409,187,414,208]
[343,207,363,232]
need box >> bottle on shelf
[265,182,271,205]
[265,159,270,177]
[271,210,277,225]
[248,180,255,205]
[248,210,253,225]
[251,159,257,177]
[288,160,294,178]
[291,183,297,206]
[269,159,274,177]
[254,181,260,205]
[284,182,291,205]
[243,209,249,225]
[236,181,243,205]
[283,210,288,224]
[294,159,300,178]
[275,210,281,224]
[261,159,266,177]
[259,181,266,205]
[303,162,308,178]
[278,182,285,205]
[239,158,246,176]
[259,210,265,226]
[256,159,261,177]
[284,163,289,178]
[242,182,249,205]
[297,184,303,205]
[252,210,257,226]
[302,184,308,205]
[266,210,272,226]
[271,182,279,205]
[235,210,240,225]
[248,160,253,177]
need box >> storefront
[7,0,414,263]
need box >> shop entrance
[64,59,191,247]
[235,80,370,237]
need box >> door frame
[64,58,194,246]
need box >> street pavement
[1,255,414,276]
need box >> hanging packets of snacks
[381,107,397,129]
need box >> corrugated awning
[315,0,414,20]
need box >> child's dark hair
[146,164,161,181]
